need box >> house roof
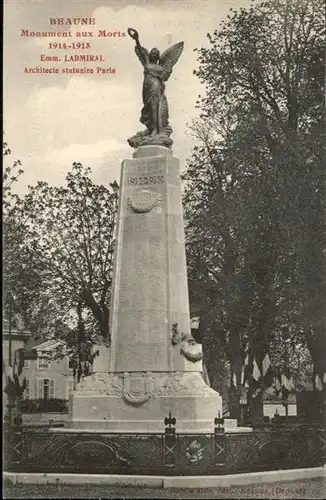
[22,336,65,360]
[25,335,65,351]
[25,335,49,349]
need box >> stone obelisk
[67,29,222,432]
[110,146,192,374]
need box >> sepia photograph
[3,0,325,498]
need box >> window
[38,355,50,369]
[37,378,55,399]
[68,357,75,370]
[37,379,42,399]
[24,379,30,399]
[66,380,74,399]
[48,379,55,398]
[24,360,29,369]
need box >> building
[3,320,74,409]
[3,319,31,366]
[3,319,32,413]
[263,393,297,418]
[22,336,75,401]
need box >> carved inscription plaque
[125,159,166,187]
[134,158,164,171]
[125,161,165,211]
[126,175,164,186]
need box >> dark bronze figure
[127,28,184,148]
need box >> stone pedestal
[68,146,222,432]
[68,372,221,432]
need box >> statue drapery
[127,28,184,148]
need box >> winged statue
[127,28,184,148]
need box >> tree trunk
[248,392,264,427]
[77,300,85,383]
[228,387,240,421]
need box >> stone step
[223,418,238,428]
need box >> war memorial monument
[4,28,324,481]
[68,28,224,432]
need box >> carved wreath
[171,322,203,363]
[129,190,158,213]
[186,440,204,464]
[179,348,203,363]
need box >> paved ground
[3,477,326,499]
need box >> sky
[4,0,251,192]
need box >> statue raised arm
[127,28,184,149]
[128,28,149,67]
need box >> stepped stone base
[67,372,222,433]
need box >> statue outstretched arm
[160,41,184,81]
[128,28,149,67]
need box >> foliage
[4,373,27,401]
[4,161,119,380]
[3,356,28,427]
[3,137,33,327]
[184,0,325,410]
[8,163,118,343]
[20,398,68,414]
[3,137,23,211]
[3,138,30,425]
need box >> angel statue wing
[160,41,184,81]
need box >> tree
[9,163,119,376]
[3,138,29,424]
[184,0,325,421]
[3,137,26,328]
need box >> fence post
[164,411,176,466]
[214,411,225,434]
[213,411,227,467]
